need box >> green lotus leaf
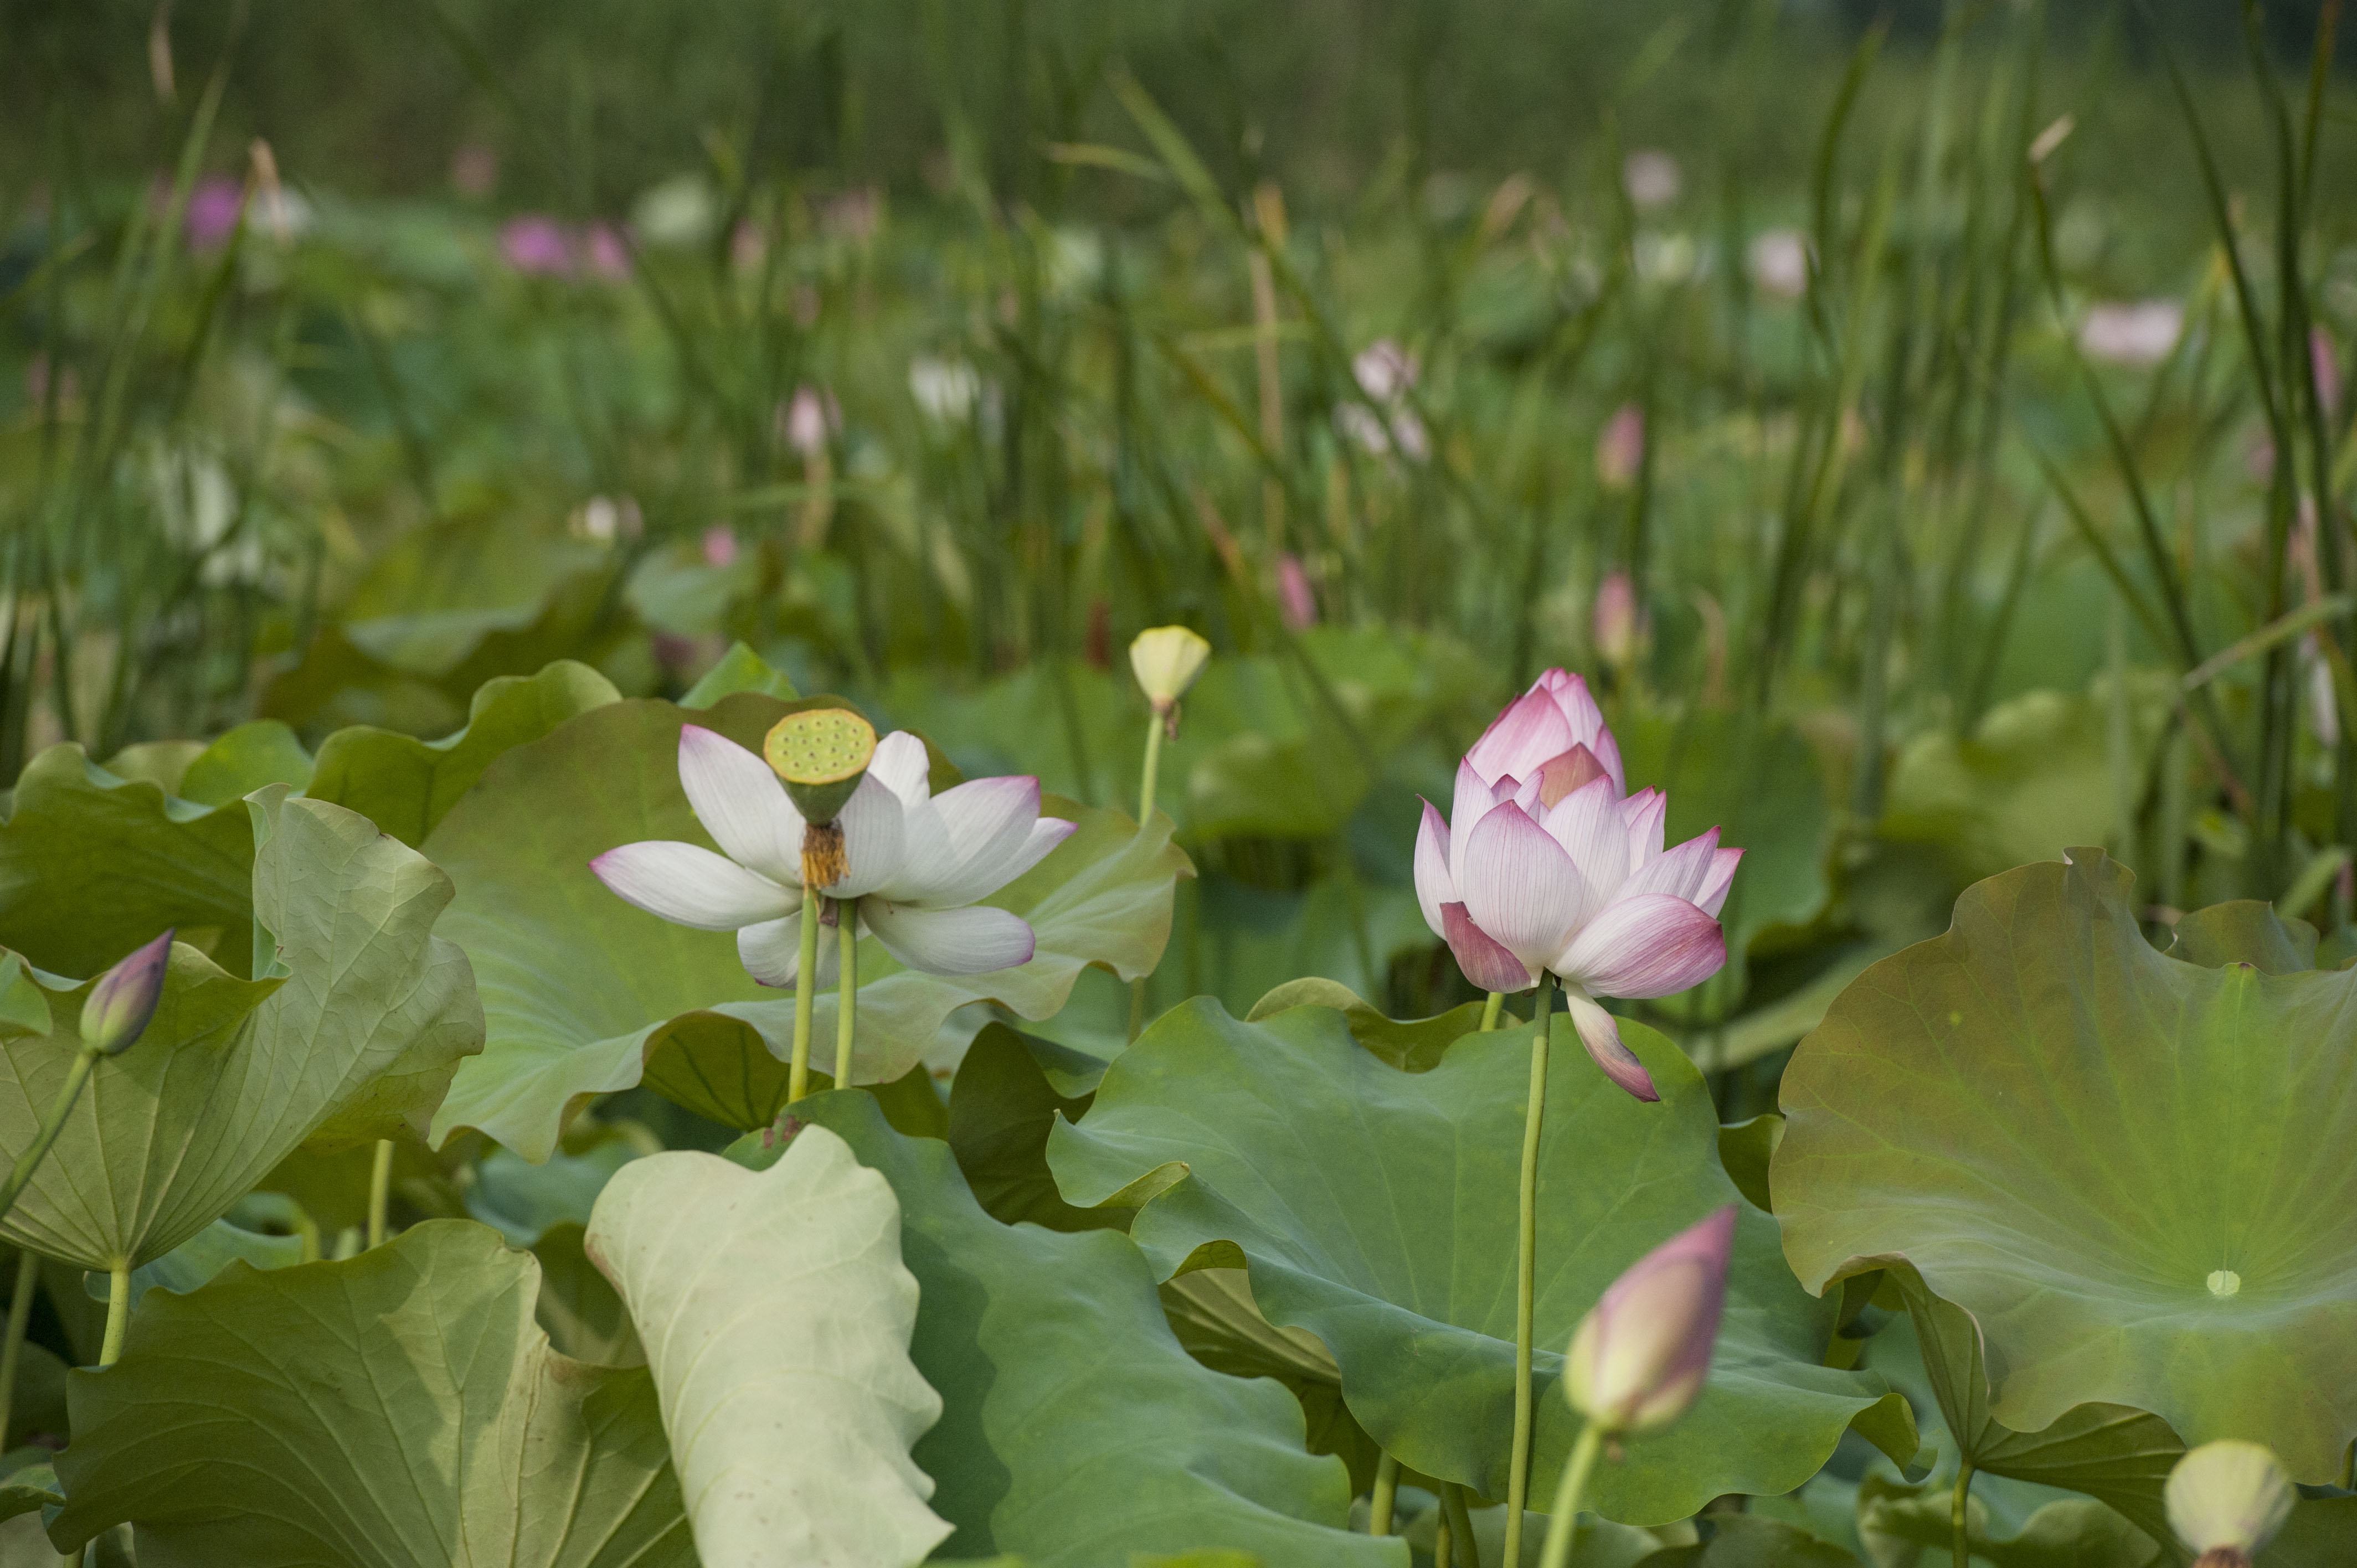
[677,641,801,706]
[306,659,622,846]
[425,694,1187,1162]
[1046,1001,1910,1524]
[465,1131,639,1246]
[1245,979,1487,1072]
[337,512,611,679]
[1636,1515,1858,1567]
[584,1130,953,1565]
[0,745,256,979]
[1772,850,2357,1482]
[1853,1474,2158,1568]
[2166,899,2319,973]
[177,720,315,806]
[636,1010,796,1131]
[947,1023,1115,1231]
[0,1450,61,1523]
[750,1090,1403,1566]
[530,1222,641,1366]
[81,1217,304,1306]
[0,791,480,1271]
[49,1219,692,1565]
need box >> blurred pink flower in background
[779,385,842,457]
[2313,327,2342,420]
[701,526,740,569]
[450,143,498,199]
[1352,340,1419,404]
[1622,149,1682,210]
[732,220,766,272]
[1592,571,1640,666]
[2079,300,2182,368]
[24,353,79,407]
[1748,228,1810,301]
[584,223,632,280]
[1596,403,1645,490]
[821,188,882,245]
[1277,554,1318,630]
[501,215,573,276]
[185,177,244,249]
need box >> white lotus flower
[592,726,1076,986]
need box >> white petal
[737,914,837,988]
[1619,829,1720,904]
[678,725,804,885]
[1619,789,1668,872]
[884,775,1050,905]
[1556,893,1725,1000]
[1458,802,1584,973]
[868,730,933,809]
[863,900,1037,976]
[591,841,797,931]
[823,773,909,899]
[1698,847,1743,918]
[1413,799,1455,940]
[1449,759,1497,889]
[1541,775,1627,921]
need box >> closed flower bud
[1563,1206,1736,1435]
[80,929,174,1058]
[2166,1441,2294,1568]
[1129,626,1212,714]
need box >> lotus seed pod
[80,929,174,1058]
[2166,1441,2294,1567]
[1563,1206,1736,1435]
[763,708,877,824]
[1129,626,1212,714]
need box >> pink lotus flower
[81,929,175,1058]
[1592,571,1639,666]
[1596,404,1645,490]
[1564,1206,1735,1434]
[591,726,1075,987]
[501,215,573,276]
[780,385,840,458]
[1414,670,1738,1100]
[185,177,244,250]
[1277,554,1318,631]
[584,223,632,280]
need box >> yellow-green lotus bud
[1563,1206,1735,1436]
[1129,626,1211,716]
[763,708,877,826]
[2166,1441,2294,1568]
[80,929,173,1058]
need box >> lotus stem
[366,1138,394,1250]
[833,900,857,1089]
[789,893,821,1102]
[0,1047,98,1229]
[1434,1497,1453,1568]
[1480,991,1504,1031]
[1129,710,1167,1044]
[1369,1451,1400,1535]
[1444,1482,1483,1568]
[1536,1422,1605,1568]
[0,1248,38,1445]
[1951,1459,1975,1568]
[1504,974,1555,1563]
[99,1261,130,1368]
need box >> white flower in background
[909,357,981,425]
[1338,338,1430,461]
[780,384,841,457]
[1748,228,1810,301]
[570,494,643,544]
[2079,300,2183,368]
[592,726,1075,987]
[631,173,718,249]
[1352,341,1419,404]
[2165,1441,2294,1568]
[1623,149,1682,210]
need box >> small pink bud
[1563,1206,1736,1435]
[1592,571,1639,666]
[701,526,739,569]
[81,930,174,1058]
[2314,326,2343,421]
[781,385,839,458]
[1596,404,1644,490]
[1277,554,1318,631]
[584,223,632,280]
[500,215,573,276]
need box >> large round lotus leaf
[1773,850,2357,1482]
[1046,1000,1911,1524]
[49,1220,692,1565]
[752,1091,1402,1566]
[425,695,1188,1162]
[0,791,481,1271]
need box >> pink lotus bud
[781,385,839,458]
[1277,554,1318,631]
[1596,404,1644,491]
[2166,1441,2294,1568]
[81,930,174,1058]
[701,526,739,569]
[2314,326,2343,421]
[1563,1206,1736,1435]
[500,215,573,277]
[584,223,632,280]
[185,177,244,251]
[1592,571,1639,666]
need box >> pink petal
[822,772,909,899]
[1467,688,1576,785]
[1540,775,1625,920]
[678,725,802,885]
[863,900,1037,976]
[1449,759,1499,888]
[1557,893,1726,1000]
[867,730,933,809]
[1619,789,1667,870]
[1536,743,1612,808]
[1587,721,1628,798]
[1698,847,1743,919]
[1620,829,1720,904]
[1443,902,1537,993]
[1459,801,1583,972]
[591,841,798,930]
[1563,991,1659,1101]
[1414,799,1455,940]
[737,913,837,988]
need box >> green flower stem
[1951,1459,1976,1568]
[1536,1422,1607,1568]
[0,1046,99,1228]
[366,1138,394,1250]
[0,1247,38,1444]
[1480,991,1504,1031]
[1129,711,1167,1044]
[1434,1498,1453,1568]
[833,900,858,1089]
[1368,1451,1400,1535]
[1444,1482,1484,1568]
[98,1261,130,1367]
[788,893,821,1102]
[1502,974,1555,1565]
